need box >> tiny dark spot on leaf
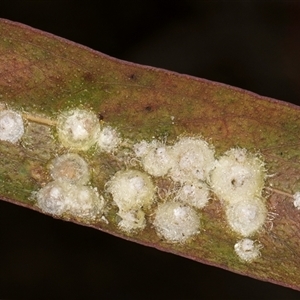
[145,105,152,112]
[98,113,104,121]
[129,73,136,80]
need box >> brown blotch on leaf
[82,71,95,83]
[30,162,50,185]
[129,73,137,80]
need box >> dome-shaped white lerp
[57,109,100,151]
[169,137,215,183]
[117,209,146,232]
[293,192,300,209]
[50,153,90,185]
[67,185,105,221]
[36,180,71,216]
[210,148,265,204]
[225,197,267,237]
[0,110,24,143]
[97,126,121,153]
[106,169,155,212]
[134,140,174,177]
[153,201,200,243]
[175,182,210,209]
[234,238,262,262]
[36,180,104,221]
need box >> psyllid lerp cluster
[0,106,274,263]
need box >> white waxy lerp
[36,180,105,221]
[210,148,265,204]
[134,140,174,177]
[36,180,72,216]
[107,169,155,232]
[234,238,262,262]
[67,185,105,221]
[50,153,90,185]
[97,125,121,153]
[106,169,155,212]
[0,109,24,143]
[225,197,267,237]
[117,209,146,232]
[175,182,210,209]
[153,201,200,243]
[57,109,100,151]
[169,137,215,183]
[293,192,300,209]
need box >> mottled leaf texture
[1,18,300,290]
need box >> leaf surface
[1,18,300,290]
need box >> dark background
[1,1,300,298]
